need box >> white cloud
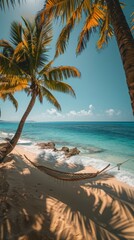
[106,109,115,116]
[28,105,122,122]
[67,105,94,117]
[89,104,94,110]
[106,108,121,117]
[46,108,62,117]
[67,110,77,116]
[31,105,95,121]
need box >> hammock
[24,155,110,181]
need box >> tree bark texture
[0,93,36,162]
[105,0,134,114]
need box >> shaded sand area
[0,146,134,240]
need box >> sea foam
[21,143,134,187]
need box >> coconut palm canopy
[38,0,116,57]
[0,17,80,160]
[0,17,80,110]
[0,0,26,111]
[38,0,134,114]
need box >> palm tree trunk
[0,92,36,162]
[105,0,134,114]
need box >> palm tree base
[0,143,13,163]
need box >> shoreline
[17,143,134,187]
[1,139,134,186]
[0,121,134,187]
[0,145,134,240]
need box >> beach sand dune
[0,146,134,240]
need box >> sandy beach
[0,145,134,240]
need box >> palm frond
[0,76,28,94]
[39,0,82,24]
[0,40,14,60]
[19,18,36,73]
[10,21,23,46]
[0,17,80,114]
[12,42,25,62]
[41,86,61,110]
[34,20,53,69]
[131,12,134,32]
[54,21,74,58]
[7,93,18,110]
[0,92,18,111]
[0,0,23,10]
[21,17,34,33]
[43,66,81,80]
[22,17,37,60]
[44,79,76,97]
[0,53,23,75]
[54,2,85,58]
[0,39,14,50]
[38,90,43,103]
[97,12,113,49]
[76,3,105,54]
[39,60,53,74]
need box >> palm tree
[39,0,134,114]
[131,12,134,33]
[0,75,28,111]
[0,18,80,162]
[0,0,25,113]
[0,0,23,9]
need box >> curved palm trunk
[0,93,36,162]
[105,0,134,114]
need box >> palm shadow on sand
[0,153,134,240]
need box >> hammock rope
[24,154,132,181]
[24,154,110,181]
[0,138,133,181]
[103,158,132,172]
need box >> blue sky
[0,0,134,122]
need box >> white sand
[0,146,134,240]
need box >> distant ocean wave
[0,131,32,145]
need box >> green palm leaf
[0,0,23,10]
[40,0,82,23]
[0,16,81,159]
[34,21,53,68]
[97,11,114,49]
[0,53,24,75]
[0,91,18,111]
[38,0,134,117]
[0,40,14,50]
[10,21,23,46]
[38,60,53,73]
[0,17,80,112]
[41,66,81,80]
[0,76,28,93]
[43,79,76,97]
[7,93,18,110]
[76,3,105,54]
[41,86,61,110]
[54,11,78,58]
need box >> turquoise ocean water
[0,121,134,186]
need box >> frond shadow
[0,152,134,240]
